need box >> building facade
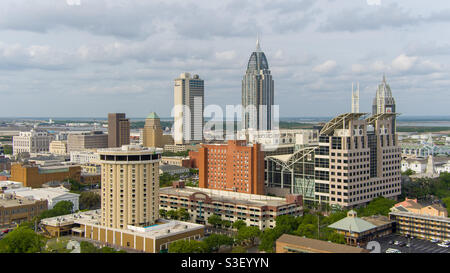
[13,130,52,155]
[389,198,449,241]
[142,112,174,148]
[173,73,204,144]
[108,113,130,148]
[198,140,265,195]
[10,163,81,188]
[70,150,99,164]
[242,39,274,131]
[266,113,402,208]
[98,145,162,229]
[67,131,108,152]
[160,182,302,230]
[0,193,48,226]
[49,140,68,155]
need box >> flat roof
[160,186,295,208]
[5,187,79,200]
[41,209,204,239]
[0,195,43,208]
[277,234,368,253]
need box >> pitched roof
[146,112,159,119]
[277,234,368,253]
[328,216,377,233]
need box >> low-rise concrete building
[161,156,191,167]
[0,193,48,226]
[276,234,369,253]
[159,182,303,230]
[389,198,449,241]
[4,186,80,211]
[159,164,190,175]
[40,209,205,253]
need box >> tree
[232,220,246,230]
[80,241,100,253]
[443,197,450,215]
[166,210,178,220]
[237,226,261,246]
[356,196,397,217]
[39,200,74,220]
[169,240,207,253]
[207,214,222,227]
[79,191,101,210]
[402,169,416,176]
[203,234,234,252]
[231,245,247,253]
[3,145,12,155]
[222,220,232,229]
[159,209,167,218]
[0,226,45,253]
[259,228,283,253]
[177,208,190,221]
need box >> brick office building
[198,140,265,195]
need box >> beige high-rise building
[98,145,162,229]
[266,112,401,209]
[142,112,173,148]
[173,73,204,145]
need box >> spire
[382,73,386,83]
[255,34,262,52]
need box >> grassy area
[397,126,450,133]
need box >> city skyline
[1,0,450,118]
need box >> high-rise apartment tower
[173,73,204,144]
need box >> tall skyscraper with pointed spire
[351,82,360,113]
[242,38,274,130]
[372,74,397,131]
[372,74,396,115]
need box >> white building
[12,130,52,155]
[173,73,204,144]
[401,158,427,174]
[237,129,319,146]
[70,150,99,164]
[4,186,80,211]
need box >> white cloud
[367,0,381,6]
[391,54,417,71]
[215,50,236,61]
[312,60,337,73]
[351,64,366,73]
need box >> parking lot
[372,234,450,253]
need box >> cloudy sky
[1,0,449,118]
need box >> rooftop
[4,186,79,200]
[160,186,296,208]
[0,194,44,208]
[277,234,368,253]
[328,211,378,233]
[41,209,204,239]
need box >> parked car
[389,240,394,245]
[386,248,401,253]
[394,241,400,245]
[430,239,440,243]
[437,243,449,248]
